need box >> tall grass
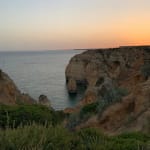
[0,104,65,128]
[0,104,149,150]
[0,124,149,150]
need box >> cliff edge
[0,69,35,105]
[65,46,150,134]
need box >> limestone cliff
[65,46,150,134]
[0,69,35,105]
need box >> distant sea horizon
[0,50,85,110]
[1,44,149,52]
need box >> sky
[0,0,150,51]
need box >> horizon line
[0,45,150,52]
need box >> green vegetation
[0,102,149,150]
[97,87,129,115]
[66,102,99,130]
[102,87,129,103]
[0,104,65,128]
[80,102,98,118]
[67,87,129,130]
[0,125,149,150]
[141,63,150,79]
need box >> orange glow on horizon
[0,0,150,51]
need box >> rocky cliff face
[65,46,150,134]
[0,69,35,105]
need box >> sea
[0,50,85,110]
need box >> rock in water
[67,78,77,94]
[38,95,51,107]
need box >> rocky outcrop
[65,46,150,134]
[97,78,150,134]
[38,95,51,107]
[0,69,35,105]
[66,46,150,102]
[67,78,77,94]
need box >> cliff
[65,46,150,134]
[0,69,35,105]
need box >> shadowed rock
[67,78,77,94]
[65,46,150,134]
[0,69,3,80]
[0,69,35,105]
[38,95,51,107]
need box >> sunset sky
[0,0,150,51]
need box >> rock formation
[67,78,77,94]
[65,46,150,134]
[38,94,51,107]
[0,69,35,105]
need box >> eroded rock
[0,69,35,105]
[65,46,150,134]
[67,78,77,94]
[38,95,51,107]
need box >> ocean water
[0,50,85,110]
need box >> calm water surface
[0,50,85,110]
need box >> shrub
[80,102,98,118]
[141,63,150,79]
[51,110,66,126]
[97,87,129,115]
[66,113,81,130]
[102,87,128,103]
[0,104,65,128]
[67,87,129,130]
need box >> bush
[51,110,66,126]
[67,87,129,130]
[80,102,98,118]
[66,113,81,130]
[0,104,65,128]
[102,87,128,103]
[67,102,99,130]
[141,63,150,79]
[97,87,129,115]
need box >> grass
[0,124,149,150]
[0,104,65,128]
[0,104,149,150]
